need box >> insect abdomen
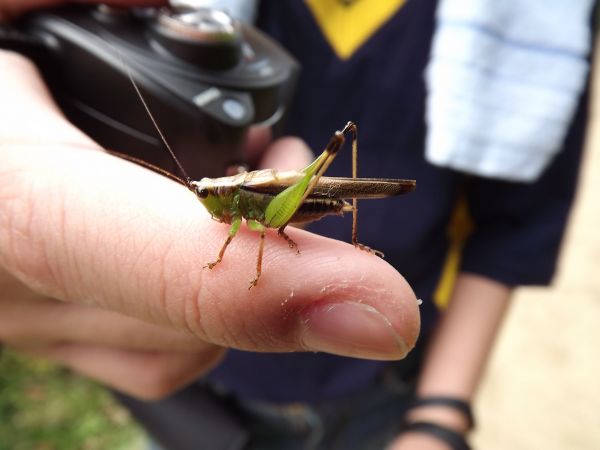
[290,198,349,223]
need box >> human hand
[0,1,420,400]
[387,432,456,450]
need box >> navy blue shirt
[208,0,589,403]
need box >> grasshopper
[128,78,416,289]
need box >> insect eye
[197,187,210,199]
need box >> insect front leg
[204,216,242,270]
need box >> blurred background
[470,43,600,450]
[1,33,599,450]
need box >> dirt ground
[471,50,600,449]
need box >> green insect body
[187,123,415,288]
[194,174,349,225]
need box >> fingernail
[300,302,409,360]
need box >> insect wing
[242,173,416,199]
[312,177,416,199]
[240,169,304,194]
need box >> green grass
[0,350,145,450]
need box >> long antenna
[125,65,192,185]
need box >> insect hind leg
[340,122,385,258]
[355,240,385,258]
[278,227,300,254]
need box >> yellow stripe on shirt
[306,0,408,59]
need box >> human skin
[0,1,420,400]
[389,274,511,449]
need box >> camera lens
[158,8,239,42]
[153,8,242,69]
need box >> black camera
[1,3,298,179]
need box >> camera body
[11,4,299,179]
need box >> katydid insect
[127,76,416,289]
